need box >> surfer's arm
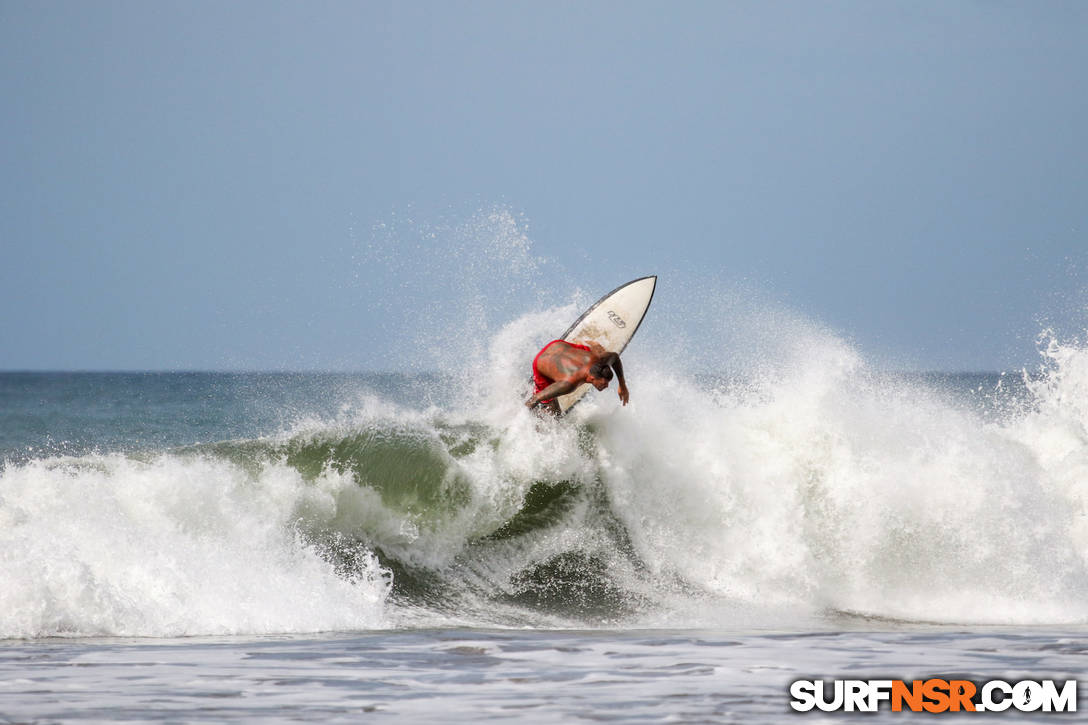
[525,379,578,408]
[599,352,628,405]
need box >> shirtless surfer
[526,339,629,416]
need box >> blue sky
[2,1,1086,371]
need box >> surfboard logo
[607,310,626,328]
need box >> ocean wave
[3,324,1088,636]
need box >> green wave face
[284,428,475,522]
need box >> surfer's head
[588,362,613,390]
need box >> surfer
[526,339,629,415]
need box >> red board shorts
[532,339,592,405]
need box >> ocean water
[3,323,1088,721]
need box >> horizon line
[0,367,1026,376]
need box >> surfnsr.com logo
[789,679,1077,713]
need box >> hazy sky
[2,1,1086,371]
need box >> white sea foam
[589,330,1088,625]
[433,297,1088,626]
[0,453,389,638]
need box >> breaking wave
[3,319,1088,637]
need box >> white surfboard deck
[554,275,657,414]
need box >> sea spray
[356,206,563,376]
[1011,331,1088,564]
[591,327,1088,625]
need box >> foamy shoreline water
[2,628,1086,723]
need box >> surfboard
[553,275,657,414]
